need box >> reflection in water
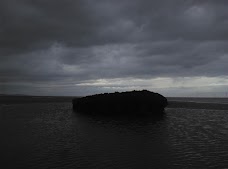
[1,103,228,168]
[72,112,170,168]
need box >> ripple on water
[166,108,228,168]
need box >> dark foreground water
[1,101,228,168]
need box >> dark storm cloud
[1,0,227,52]
[1,0,228,95]
[0,0,95,55]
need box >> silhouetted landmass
[72,90,168,115]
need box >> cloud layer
[1,0,228,96]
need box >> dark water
[1,102,228,169]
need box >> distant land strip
[167,101,228,110]
[1,96,228,110]
[0,96,75,105]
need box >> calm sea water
[1,101,228,168]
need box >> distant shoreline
[1,96,228,110]
[167,101,228,110]
[0,96,75,105]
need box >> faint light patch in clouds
[184,5,215,27]
[75,76,228,97]
[76,77,228,88]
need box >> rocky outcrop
[72,90,168,115]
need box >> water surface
[1,101,228,168]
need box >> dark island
[72,90,168,115]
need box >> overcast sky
[1,0,228,96]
